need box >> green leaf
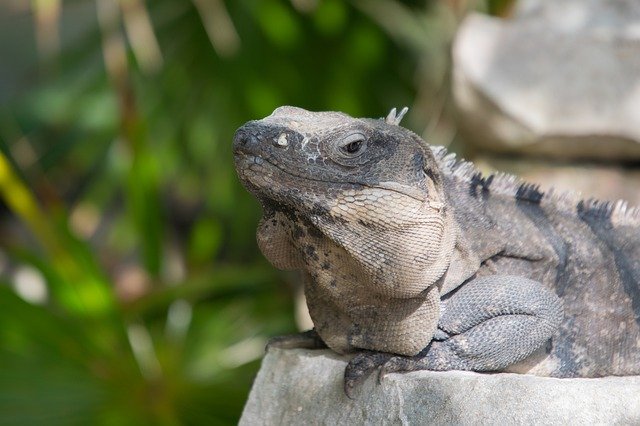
[314,0,348,35]
[256,0,302,50]
[0,286,111,425]
[188,218,223,265]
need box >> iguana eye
[339,133,366,156]
[345,140,362,153]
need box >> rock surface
[452,0,640,159]
[240,348,640,425]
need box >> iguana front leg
[344,275,563,395]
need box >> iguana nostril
[233,128,260,152]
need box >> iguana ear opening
[385,106,409,125]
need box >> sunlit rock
[240,348,640,425]
[453,1,640,160]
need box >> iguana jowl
[233,106,640,394]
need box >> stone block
[240,348,640,425]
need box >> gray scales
[233,106,640,396]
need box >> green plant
[0,0,507,423]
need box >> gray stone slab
[240,348,640,425]
[452,1,640,160]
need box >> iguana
[233,106,640,396]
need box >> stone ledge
[452,5,640,160]
[240,348,640,425]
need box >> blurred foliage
[0,0,511,424]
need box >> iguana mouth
[236,153,426,202]
[235,152,362,188]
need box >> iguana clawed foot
[344,351,394,398]
[378,349,431,378]
[343,345,438,398]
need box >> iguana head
[234,106,442,213]
[234,106,457,355]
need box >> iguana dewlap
[233,106,640,391]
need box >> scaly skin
[233,106,640,395]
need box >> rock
[240,348,640,425]
[452,1,640,160]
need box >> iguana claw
[343,351,393,399]
[378,356,410,381]
[378,344,433,379]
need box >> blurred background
[1,0,638,424]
